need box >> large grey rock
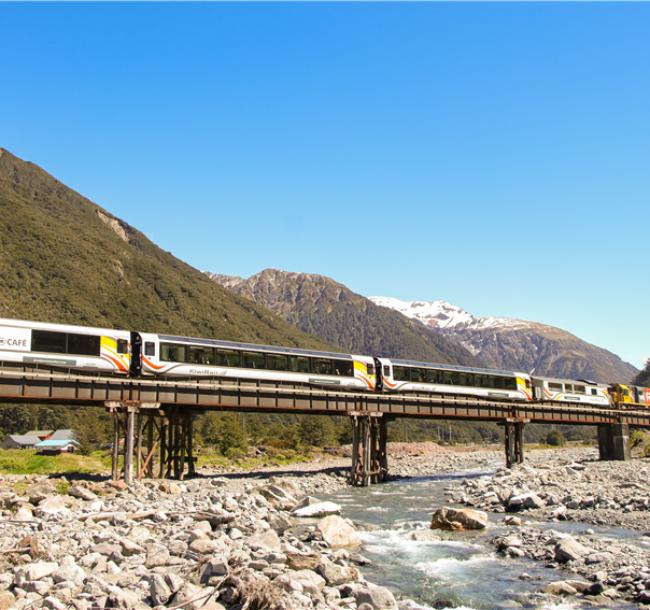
[555,538,589,563]
[68,485,98,501]
[246,529,281,551]
[430,507,488,531]
[353,583,398,609]
[508,492,544,511]
[0,591,15,610]
[16,561,58,584]
[317,515,361,548]
[291,569,326,595]
[544,581,578,595]
[318,560,358,586]
[52,556,86,585]
[36,496,72,519]
[145,545,170,568]
[149,573,172,605]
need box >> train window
[288,355,310,373]
[333,360,354,377]
[32,330,67,354]
[161,343,186,362]
[312,358,334,375]
[383,365,391,377]
[267,353,289,371]
[66,333,100,356]
[574,385,586,394]
[393,366,410,381]
[525,379,531,389]
[117,339,129,354]
[591,388,598,396]
[426,369,438,384]
[217,348,241,368]
[242,351,266,369]
[367,363,375,376]
[188,346,214,365]
[549,382,563,392]
[565,384,574,393]
[410,368,425,382]
[145,342,155,356]
[504,377,517,390]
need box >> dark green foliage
[545,429,566,446]
[634,359,650,386]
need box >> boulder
[286,553,321,570]
[507,492,544,511]
[290,569,326,595]
[317,515,361,548]
[36,496,72,519]
[149,573,172,605]
[430,507,488,531]
[353,583,398,610]
[318,560,358,586]
[16,561,58,583]
[246,529,281,551]
[293,501,341,518]
[555,538,589,563]
[0,591,15,610]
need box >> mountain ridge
[207,269,482,366]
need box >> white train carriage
[0,318,132,374]
[531,376,610,407]
[376,358,532,401]
[138,332,377,390]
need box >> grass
[0,449,111,475]
[195,447,315,470]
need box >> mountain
[207,269,482,365]
[0,148,330,350]
[369,297,638,383]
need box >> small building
[49,429,77,441]
[34,438,80,455]
[1,434,41,449]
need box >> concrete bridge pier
[597,423,630,461]
[350,412,388,486]
[503,419,526,468]
[106,402,196,483]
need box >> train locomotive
[0,318,647,409]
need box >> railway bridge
[1,362,648,486]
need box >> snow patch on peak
[369,296,530,331]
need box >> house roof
[6,434,41,446]
[49,429,77,440]
[25,430,53,438]
[35,439,80,448]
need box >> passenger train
[0,318,648,409]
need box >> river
[325,468,640,610]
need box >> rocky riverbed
[444,447,650,606]
[0,468,398,610]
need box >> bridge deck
[1,363,648,427]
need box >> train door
[130,331,142,376]
[374,357,383,392]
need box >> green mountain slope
[0,148,329,349]
[208,269,482,365]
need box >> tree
[217,414,248,455]
[546,429,566,446]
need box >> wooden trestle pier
[0,362,648,486]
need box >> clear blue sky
[1,2,648,369]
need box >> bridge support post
[350,413,388,486]
[503,420,526,468]
[106,402,196,483]
[598,423,630,461]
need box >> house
[1,434,41,449]
[35,438,80,455]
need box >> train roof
[531,375,606,386]
[156,334,355,361]
[387,359,525,378]
[0,318,130,336]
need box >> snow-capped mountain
[370,296,638,382]
[368,297,528,331]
